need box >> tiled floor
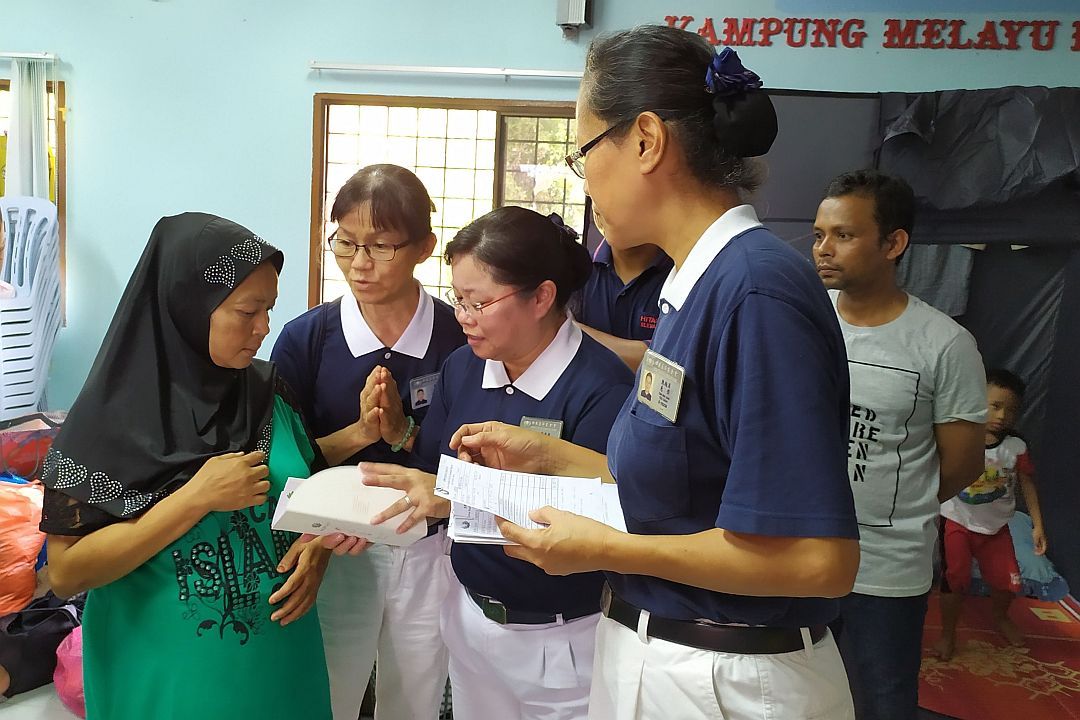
[2,684,78,720]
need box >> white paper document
[447,503,512,545]
[271,466,427,547]
[434,455,626,545]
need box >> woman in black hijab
[39,213,332,719]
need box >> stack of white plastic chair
[0,196,62,421]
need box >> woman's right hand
[449,421,555,474]
[370,367,410,446]
[180,451,271,514]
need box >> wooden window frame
[309,93,576,308]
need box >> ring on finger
[402,494,413,508]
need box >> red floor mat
[919,593,1080,719]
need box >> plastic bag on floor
[0,480,45,614]
[54,625,85,717]
[0,412,65,480]
[0,591,83,699]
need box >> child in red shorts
[934,369,1047,660]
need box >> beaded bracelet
[391,416,417,452]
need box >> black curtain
[881,87,1080,593]
[1034,251,1080,593]
[956,245,1068,455]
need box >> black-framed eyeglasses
[564,123,623,179]
[444,288,525,317]
[327,230,412,262]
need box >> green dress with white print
[80,394,332,720]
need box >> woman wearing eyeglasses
[360,206,634,719]
[271,165,465,720]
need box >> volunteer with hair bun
[450,25,861,720]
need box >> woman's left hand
[269,536,332,626]
[363,462,450,534]
[497,506,616,576]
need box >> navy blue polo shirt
[271,289,465,468]
[574,240,673,341]
[606,206,858,628]
[414,319,634,615]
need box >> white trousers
[588,616,855,720]
[317,527,452,720]
[441,580,599,720]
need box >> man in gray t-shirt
[813,170,986,720]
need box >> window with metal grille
[311,95,586,306]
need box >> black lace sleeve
[40,487,120,536]
[275,374,329,473]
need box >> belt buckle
[483,597,508,625]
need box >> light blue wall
[1,0,1077,407]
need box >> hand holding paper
[434,455,626,545]
[449,420,556,473]
[498,506,621,576]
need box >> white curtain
[6,58,51,199]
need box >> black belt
[466,588,597,626]
[424,520,446,539]
[601,585,827,655]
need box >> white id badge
[637,349,685,423]
[409,372,439,410]
[520,416,565,439]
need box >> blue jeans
[830,592,929,720]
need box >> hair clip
[705,47,764,96]
[547,212,580,240]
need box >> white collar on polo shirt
[659,204,763,312]
[339,283,435,359]
[481,314,582,401]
